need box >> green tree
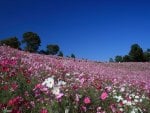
[22,32,41,52]
[129,44,144,62]
[123,55,131,62]
[47,44,60,55]
[58,51,63,57]
[143,52,150,62]
[0,37,20,49]
[38,49,48,55]
[71,53,75,58]
[145,49,150,62]
[115,56,123,62]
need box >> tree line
[0,32,76,58]
[1,33,149,62]
[110,44,150,62]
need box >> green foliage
[113,44,147,62]
[38,49,48,55]
[0,37,20,49]
[143,52,150,62]
[22,32,41,52]
[0,63,40,113]
[58,51,63,57]
[129,44,144,62]
[47,44,60,55]
[123,55,131,62]
[71,53,75,58]
[115,56,123,62]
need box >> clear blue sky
[0,0,150,61]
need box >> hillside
[1,46,150,89]
[0,46,150,113]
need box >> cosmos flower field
[0,46,150,113]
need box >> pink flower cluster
[0,46,150,112]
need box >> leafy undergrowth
[0,46,150,113]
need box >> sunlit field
[0,46,150,113]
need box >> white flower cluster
[52,86,60,95]
[58,80,66,86]
[130,107,143,113]
[42,77,66,96]
[114,95,123,102]
[113,92,144,113]
[42,77,54,88]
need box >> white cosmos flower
[135,96,139,99]
[142,95,145,99]
[66,73,71,76]
[134,99,138,103]
[58,80,66,86]
[139,99,143,102]
[52,87,60,95]
[112,90,116,93]
[126,101,132,106]
[130,94,135,98]
[122,100,127,104]
[132,102,136,105]
[131,110,136,113]
[120,87,125,92]
[131,107,138,113]
[114,95,123,102]
[42,77,54,88]
[119,108,124,112]
[65,108,69,113]
[122,99,132,106]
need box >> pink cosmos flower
[100,92,108,100]
[8,96,22,106]
[82,106,87,112]
[83,97,91,104]
[110,104,117,112]
[97,106,101,111]
[80,78,85,85]
[40,108,48,113]
[75,94,80,102]
[35,83,42,89]
[56,93,64,100]
[105,86,112,92]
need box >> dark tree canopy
[0,37,20,49]
[143,52,150,62]
[123,55,131,62]
[129,44,144,62]
[38,50,48,55]
[58,51,63,57]
[47,44,60,55]
[71,53,75,58]
[115,56,123,62]
[22,32,41,52]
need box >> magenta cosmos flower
[40,108,48,113]
[83,97,91,104]
[100,92,108,100]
